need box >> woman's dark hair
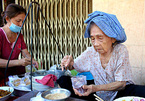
[1,3,26,25]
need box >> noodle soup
[45,93,67,100]
[41,88,71,101]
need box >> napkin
[35,74,57,87]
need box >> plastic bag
[71,75,87,94]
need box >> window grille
[15,0,92,70]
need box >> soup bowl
[41,88,71,101]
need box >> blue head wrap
[84,11,127,43]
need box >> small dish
[114,96,145,101]
[0,86,14,101]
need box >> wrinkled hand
[73,88,83,96]
[73,85,95,96]
[82,85,95,96]
[61,55,74,71]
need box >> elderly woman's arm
[74,81,126,96]
[92,81,126,91]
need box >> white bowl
[32,76,52,91]
[114,96,145,101]
[0,86,14,101]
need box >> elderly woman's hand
[82,85,96,96]
[73,84,95,96]
[61,55,74,71]
[73,88,84,96]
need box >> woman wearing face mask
[0,3,39,86]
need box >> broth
[45,93,67,100]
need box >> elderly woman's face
[90,24,115,54]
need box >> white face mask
[9,23,21,33]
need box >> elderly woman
[59,11,145,101]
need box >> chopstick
[94,94,104,101]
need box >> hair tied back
[1,11,5,17]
